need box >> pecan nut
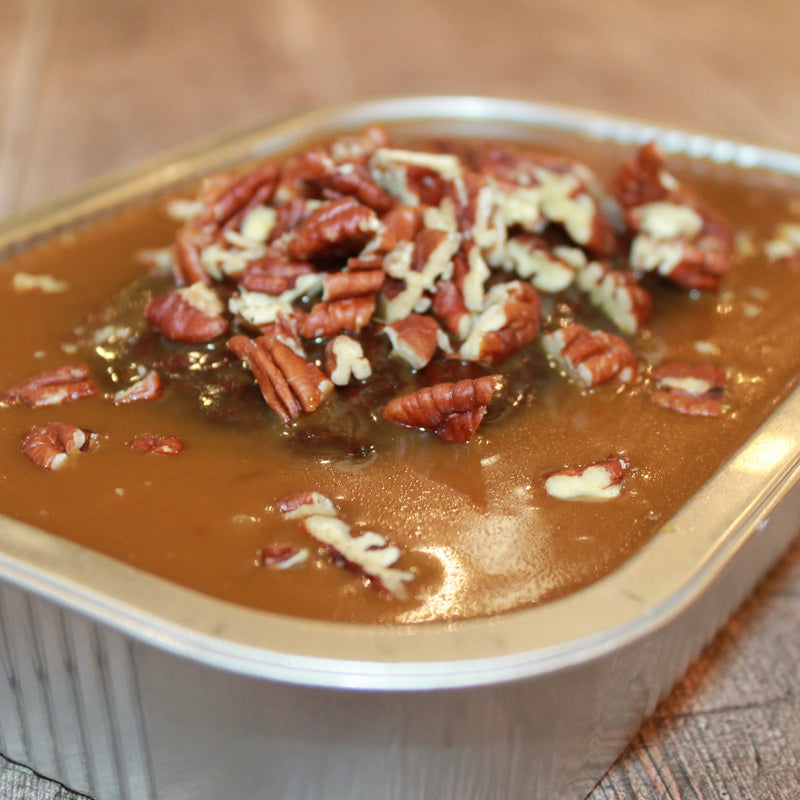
[615,143,733,292]
[381,374,501,443]
[228,334,333,422]
[1,364,99,408]
[542,324,638,387]
[383,313,450,370]
[113,370,163,404]
[324,335,372,385]
[458,280,541,365]
[287,197,380,261]
[576,260,652,335]
[238,251,315,296]
[145,284,229,343]
[22,423,96,470]
[256,543,309,569]
[545,456,631,500]
[300,296,376,339]
[127,434,184,455]
[650,361,725,416]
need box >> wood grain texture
[0,0,799,798]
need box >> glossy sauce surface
[1,135,799,624]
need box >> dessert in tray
[2,122,800,625]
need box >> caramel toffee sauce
[1,134,799,624]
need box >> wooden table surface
[2,1,800,798]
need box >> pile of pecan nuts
[4,128,735,468]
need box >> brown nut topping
[300,296,376,339]
[576,260,652,335]
[1,364,99,408]
[287,197,380,261]
[127,434,184,455]
[145,285,229,344]
[542,324,638,387]
[381,374,501,443]
[256,543,309,569]
[614,142,733,292]
[238,251,315,296]
[459,281,541,365]
[22,423,95,471]
[545,456,631,500]
[324,335,372,386]
[228,334,333,423]
[650,361,725,416]
[384,313,450,370]
[113,370,164,405]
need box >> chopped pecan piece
[113,370,163,404]
[228,334,333,423]
[381,229,460,322]
[323,268,385,301]
[576,260,652,335]
[382,204,423,242]
[502,235,576,293]
[432,279,471,339]
[459,281,541,365]
[127,434,184,455]
[300,296,376,339]
[256,543,309,569]
[11,272,68,294]
[294,148,395,213]
[381,375,501,443]
[287,197,381,261]
[1,364,99,408]
[384,313,450,370]
[22,423,96,471]
[650,362,725,416]
[545,456,631,500]
[324,335,372,385]
[238,251,315,295]
[300,513,413,598]
[145,284,229,343]
[542,324,638,387]
[614,143,733,292]
[277,490,337,519]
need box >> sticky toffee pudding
[2,127,800,624]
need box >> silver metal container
[1,97,800,800]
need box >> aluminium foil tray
[1,96,800,800]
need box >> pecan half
[615,143,733,292]
[576,260,652,335]
[127,434,184,455]
[384,313,450,370]
[650,361,725,416]
[545,456,631,500]
[300,296,376,339]
[431,279,471,339]
[1,364,99,408]
[459,281,541,365]
[323,268,385,301]
[228,334,333,422]
[238,251,315,296]
[287,197,380,261]
[113,370,163,404]
[381,374,501,443]
[542,324,638,387]
[22,423,95,470]
[145,284,229,343]
[294,148,395,213]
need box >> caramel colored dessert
[1,127,800,624]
